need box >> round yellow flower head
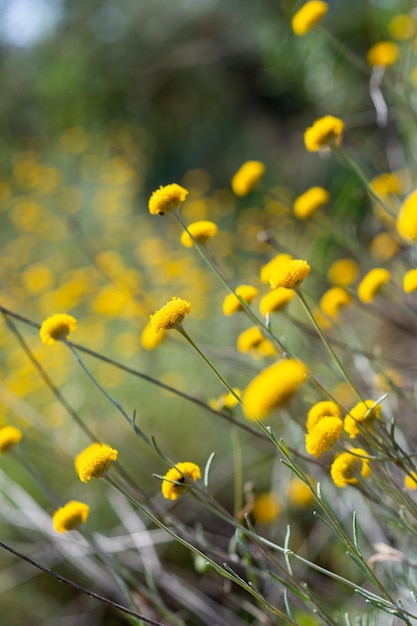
[231,161,265,197]
[293,186,329,220]
[357,268,390,303]
[0,426,23,452]
[237,326,265,353]
[306,400,341,433]
[180,220,218,247]
[53,500,90,533]
[222,285,258,316]
[140,320,166,350]
[304,115,344,152]
[148,183,189,216]
[305,416,343,458]
[260,254,293,284]
[404,268,417,293]
[259,288,295,316]
[40,313,77,345]
[327,258,359,286]
[404,471,417,491]
[75,442,118,483]
[269,259,311,290]
[397,189,417,242]
[288,476,315,507]
[388,14,416,41]
[252,492,282,524]
[291,1,328,36]
[369,232,400,260]
[161,462,201,500]
[370,172,402,196]
[320,287,353,320]
[242,358,307,421]
[344,399,381,439]
[367,41,400,67]
[209,388,241,411]
[150,297,191,332]
[330,448,370,488]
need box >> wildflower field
[2,1,417,625]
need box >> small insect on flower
[40,313,77,345]
[304,115,344,152]
[53,500,90,533]
[330,448,370,488]
[75,442,118,483]
[150,297,191,332]
[0,426,23,453]
[148,183,189,215]
[180,220,218,247]
[231,161,265,197]
[161,462,201,500]
[292,1,328,36]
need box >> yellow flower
[0,426,23,452]
[140,320,166,349]
[231,161,265,196]
[306,400,341,433]
[237,327,276,358]
[222,285,258,316]
[330,448,370,488]
[180,220,218,247]
[148,183,189,215]
[388,14,416,41]
[288,476,315,507]
[369,232,400,260]
[161,462,201,500]
[293,186,329,220]
[150,297,191,331]
[327,258,359,286]
[242,359,307,421]
[404,471,417,491]
[305,416,343,458]
[252,492,282,524]
[397,189,417,242]
[344,400,381,439]
[291,1,328,36]
[304,115,344,152]
[75,443,118,483]
[260,254,293,284]
[370,172,401,196]
[357,268,390,303]
[373,369,402,392]
[320,287,353,320]
[259,288,295,316]
[53,500,90,533]
[269,259,311,290]
[40,313,77,345]
[367,41,400,67]
[404,268,417,293]
[22,262,54,294]
[209,388,241,411]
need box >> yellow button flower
[40,313,77,345]
[292,1,328,36]
[150,297,191,331]
[403,268,417,293]
[327,258,359,286]
[357,268,390,303]
[252,492,282,524]
[320,286,353,320]
[260,254,293,284]
[397,189,417,242]
[404,471,417,491]
[53,500,90,533]
[330,448,370,488]
[304,115,344,152]
[0,426,23,452]
[293,186,329,220]
[288,476,315,508]
[180,220,218,247]
[306,400,341,433]
[75,442,118,483]
[305,416,343,458]
[367,41,400,67]
[161,462,201,500]
[231,161,265,196]
[141,320,166,349]
[242,359,307,421]
[222,285,258,316]
[269,259,311,290]
[259,288,295,316]
[388,14,416,41]
[344,400,381,439]
[148,183,188,216]
[369,232,400,260]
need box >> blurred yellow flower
[357,268,390,302]
[260,254,293,284]
[320,286,353,320]
[293,186,329,220]
[53,500,90,533]
[404,471,417,491]
[344,400,381,439]
[22,262,54,295]
[369,232,400,260]
[259,288,295,316]
[0,426,23,452]
[304,116,344,152]
[367,41,400,67]
[242,359,307,421]
[75,443,118,483]
[288,476,315,507]
[306,400,341,433]
[141,320,166,349]
[150,297,191,331]
[305,416,343,458]
[231,161,265,196]
[252,492,282,523]
[269,259,311,290]
[370,172,402,196]
[330,448,370,488]
[327,258,359,286]
[148,184,189,215]
[237,326,276,358]
[397,189,417,242]
[291,1,328,36]
[40,313,77,346]
[209,388,241,411]
[180,220,218,247]
[403,268,417,293]
[161,462,201,500]
[388,14,416,40]
[222,285,258,315]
